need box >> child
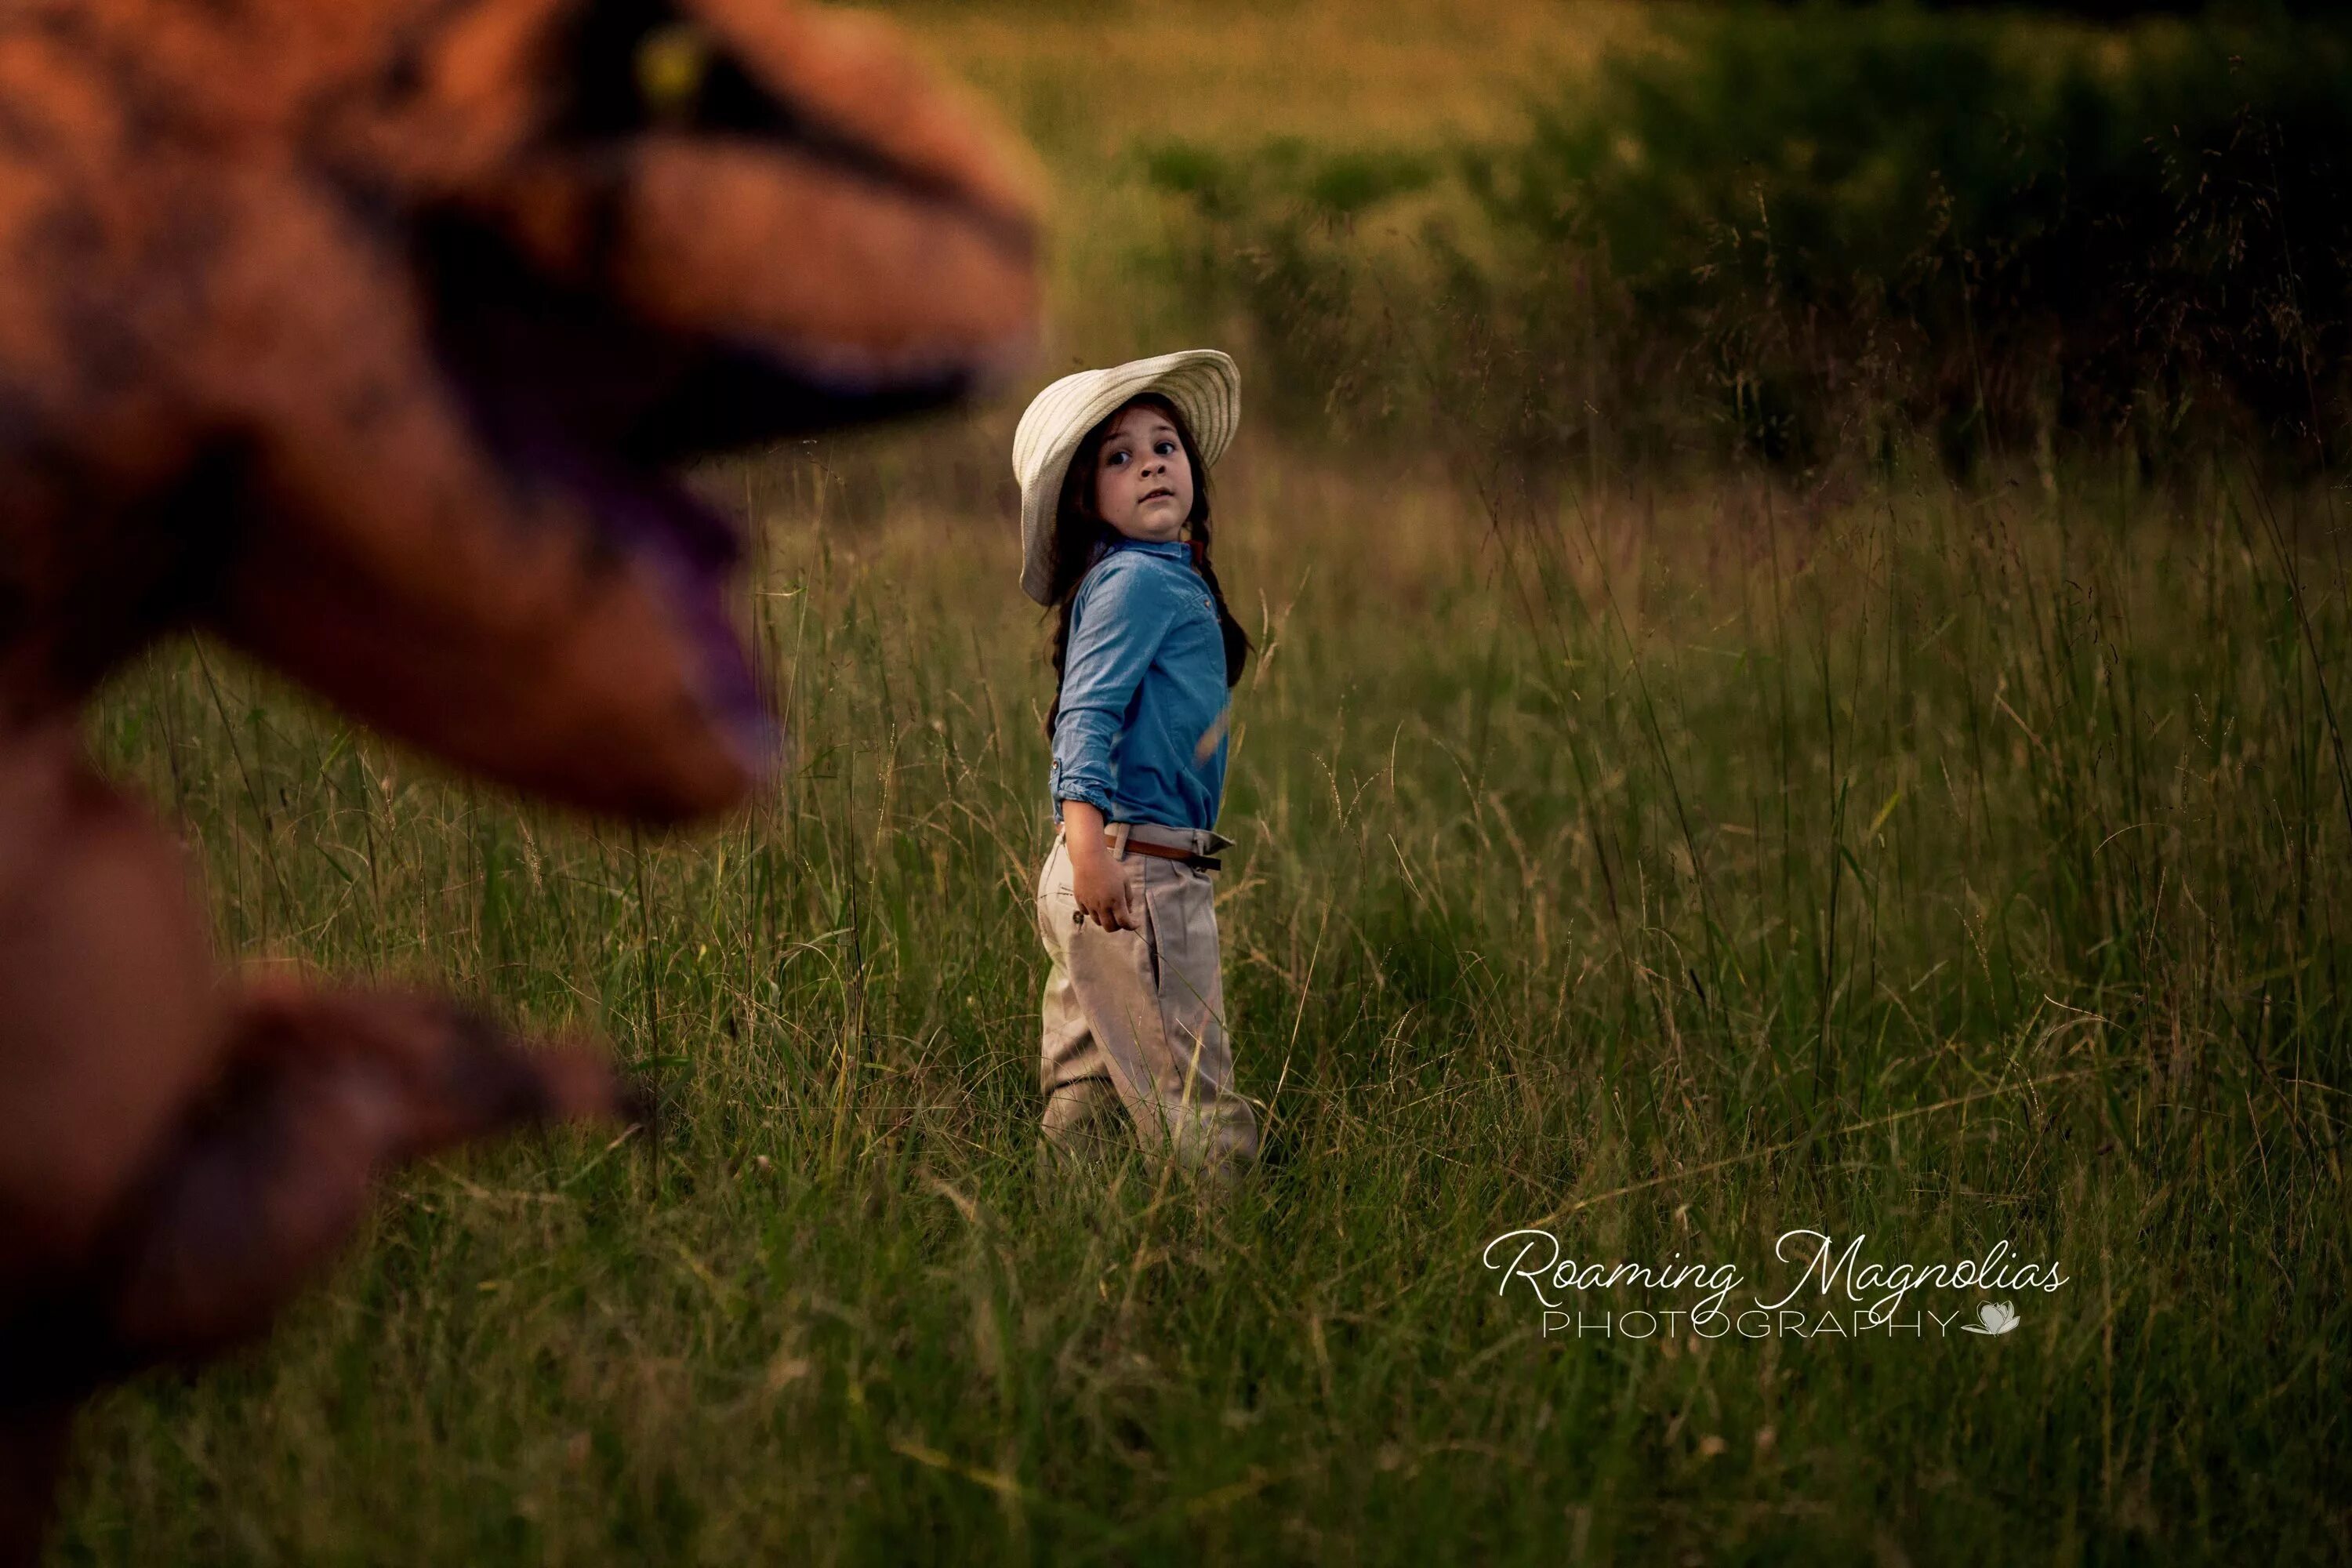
[1011,350,1259,1181]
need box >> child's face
[1091,402,1194,543]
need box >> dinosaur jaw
[492,419,775,794]
[454,341,976,753]
[412,213,996,813]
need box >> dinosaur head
[169,0,1042,818]
[376,0,1044,452]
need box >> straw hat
[1011,349,1241,605]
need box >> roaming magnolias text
[1482,1228,2070,1341]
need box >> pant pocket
[1032,849,1054,946]
[1137,873,1163,991]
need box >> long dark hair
[1042,393,1252,739]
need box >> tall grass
[862,0,1637,369]
[49,430,2350,1563]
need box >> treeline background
[895,0,2352,485]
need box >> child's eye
[1105,451,1127,466]
[1156,441,1176,455]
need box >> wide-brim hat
[1011,349,1241,605]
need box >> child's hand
[1070,843,1139,931]
[1060,800,1138,931]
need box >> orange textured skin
[0,0,1040,1555]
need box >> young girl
[1011,350,1259,1181]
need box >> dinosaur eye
[564,0,799,141]
[633,21,711,125]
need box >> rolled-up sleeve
[1051,559,1178,815]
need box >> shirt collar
[1105,536,1190,562]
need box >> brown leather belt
[1103,833,1221,872]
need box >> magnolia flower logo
[1961,1301,2020,1336]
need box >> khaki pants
[1033,825,1258,1180]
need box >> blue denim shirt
[1050,538,1230,830]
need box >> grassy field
[50,443,2352,1563]
[45,2,2352,1563]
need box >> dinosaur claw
[93,985,630,1363]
